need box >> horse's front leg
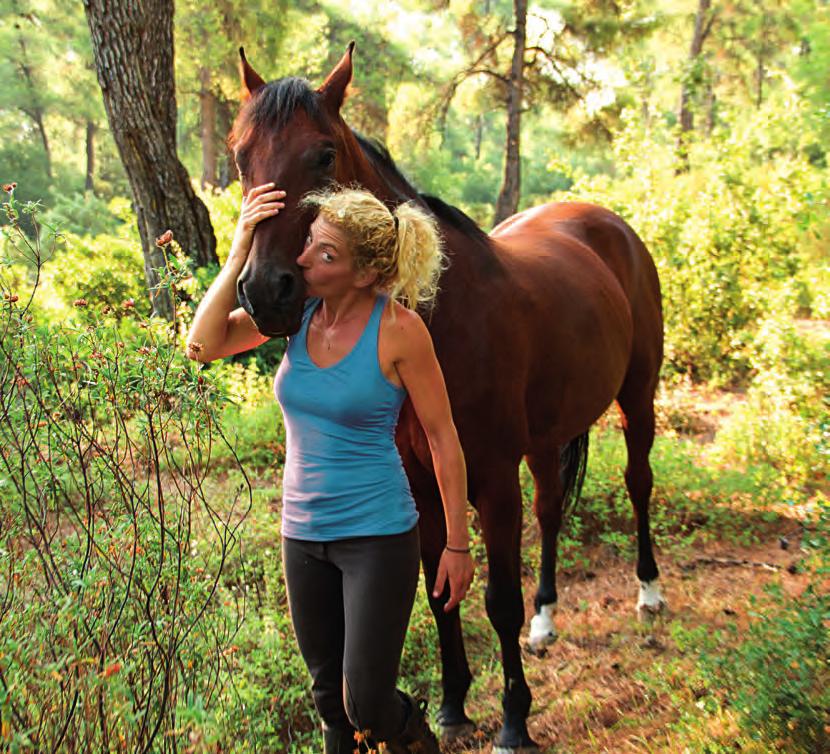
[415,488,475,740]
[478,461,539,753]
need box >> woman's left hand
[432,548,475,613]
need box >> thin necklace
[315,297,374,352]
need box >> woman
[186,183,475,753]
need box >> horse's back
[492,202,659,305]
[487,201,663,439]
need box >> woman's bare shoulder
[380,298,432,358]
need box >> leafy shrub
[711,299,829,493]
[39,190,125,237]
[0,196,256,753]
[554,101,829,384]
[714,585,829,751]
[35,228,150,317]
[664,498,830,754]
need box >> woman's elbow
[426,422,463,457]
[185,340,214,364]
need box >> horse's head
[230,43,368,336]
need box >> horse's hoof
[526,631,556,656]
[438,720,475,742]
[492,725,540,753]
[636,579,668,621]
[527,604,558,655]
[436,707,475,743]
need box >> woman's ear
[354,267,379,289]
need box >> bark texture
[83,0,217,318]
[85,120,95,192]
[199,66,218,189]
[493,0,527,227]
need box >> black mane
[353,134,490,245]
[237,82,491,245]
[236,77,322,140]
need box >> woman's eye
[305,234,312,246]
[322,251,333,263]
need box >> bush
[553,101,829,384]
[0,196,256,753]
[39,191,125,237]
[711,298,829,493]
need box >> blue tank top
[273,294,418,541]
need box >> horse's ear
[239,47,266,102]
[317,41,355,113]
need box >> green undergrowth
[519,424,796,576]
[643,499,829,754]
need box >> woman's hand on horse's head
[229,182,286,263]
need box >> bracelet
[445,544,471,554]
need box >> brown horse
[230,44,666,752]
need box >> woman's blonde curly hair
[299,186,446,311]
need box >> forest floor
[437,382,818,754]
[442,522,808,753]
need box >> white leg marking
[637,579,667,619]
[528,602,558,652]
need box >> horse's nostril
[237,279,255,317]
[278,273,295,301]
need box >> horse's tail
[560,431,590,517]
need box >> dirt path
[443,520,809,753]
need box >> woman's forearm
[428,427,470,549]
[186,182,285,362]
[185,255,246,362]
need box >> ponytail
[300,187,446,311]
[388,201,444,311]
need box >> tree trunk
[754,30,767,110]
[217,96,240,189]
[31,108,53,182]
[705,86,717,135]
[15,31,52,181]
[677,0,714,172]
[493,0,527,227]
[85,120,96,192]
[199,66,218,189]
[83,0,218,320]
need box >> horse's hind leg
[525,438,565,655]
[616,380,667,618]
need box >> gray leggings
[281,526,420,740]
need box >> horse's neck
[349,154,506,297]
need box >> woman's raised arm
[185,183,284,363]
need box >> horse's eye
[319,150,336,169]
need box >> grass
[126,380,830,751]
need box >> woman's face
[297,215,373,297]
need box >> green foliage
[672,499,830,753]
[39,190,124,237]
[715,585,828,751]
[34,228,150,318]
[712,301,829,492]
[0,197,259,752]
[554,100,829,383]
